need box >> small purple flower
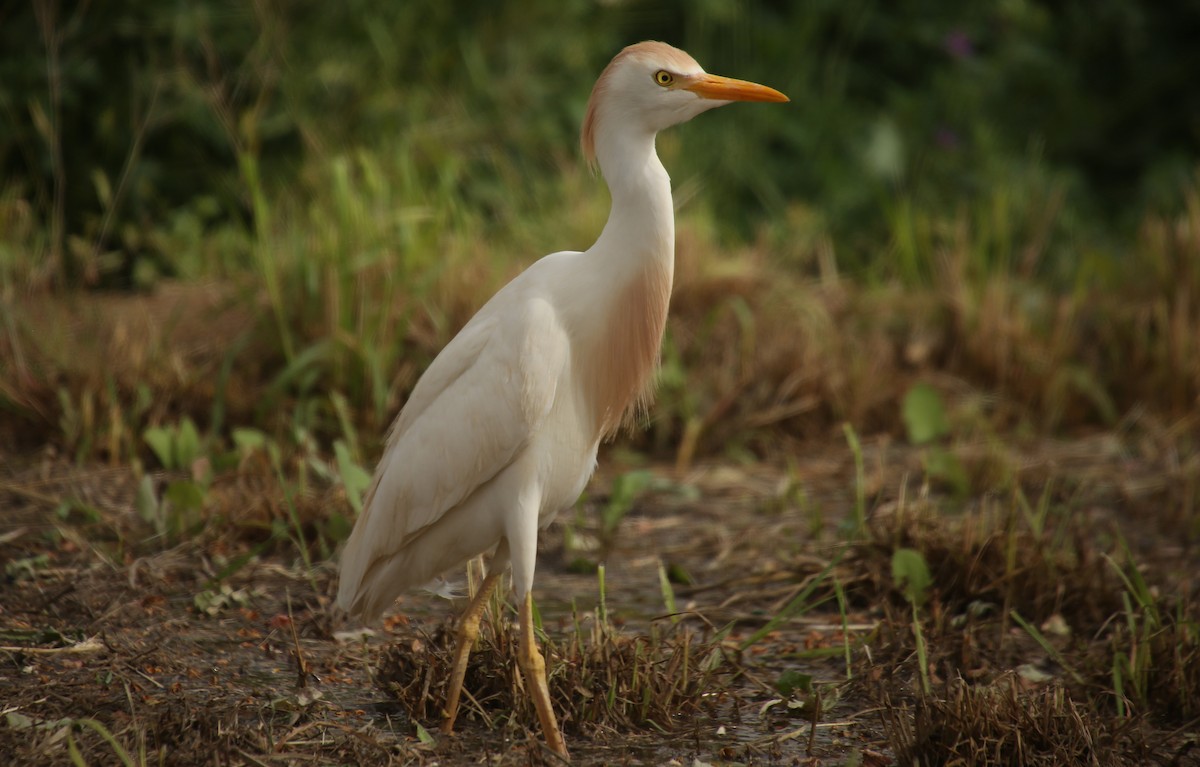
[944,30,973,60]
[935,127,960,150]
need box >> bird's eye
[654,70,674,87]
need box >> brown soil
[2,429,1197,766]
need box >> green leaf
[334,440,372,515]
[602,470,654,536]
[891,548,932,606]
[6,554,50,580]
[775,669,813,697]
[330,391,361,461]
[5,712,33,729]
[924,447,969,496]
[666,562,694,585]
[175,418,202,468]
[657,560,678,621]
[72,501,102,524]
[232,427,267,454]
[415,722,436,745]
[323,511,354,544]
[165,480,206,511]
[143,426,174,469]
[902,383,950,445]
[135,474,159,525]
[566,557,596,574]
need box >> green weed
[600,470,655,546]
[902,383,969,496]
[739,555,840,650]
[65,718,145,767]
[1103,549,1200,721]
[843,423,866,534]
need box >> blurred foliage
[3,0,1199,288]
[0,0,616,287]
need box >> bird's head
[582,41,788,168]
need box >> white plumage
[336,41,787,758]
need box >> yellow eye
[654,70,674,87]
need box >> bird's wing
[337,292,568,608]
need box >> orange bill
[683,73,789,103]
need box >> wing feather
[336,293,567,615]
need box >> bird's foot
[518,593,569,760]
[440,571,502,734]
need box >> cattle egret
[336,41,787,758]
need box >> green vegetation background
[7,1,1199,281]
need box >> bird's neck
[593,130,674,269]
[579,128,676,438]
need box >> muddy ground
[1,432,1197,766]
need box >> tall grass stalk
[270,450,316,583]
[842,423,866,534]
[240,152,293,361]
[911,603,930,696]
[1010,609,1085,686]
[657,559,679,623]
[597,563,608,628]
[834,578,852,680]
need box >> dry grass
[883,676,1155,767]
[3,192,1199,468]
[836,461,1200,767]
[377,607,733,739]
[858,495,1126,628]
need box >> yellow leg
[440,570,502,735]
[518,592,569,759]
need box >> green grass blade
[740,554,840,650]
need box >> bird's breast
[576,258,673,438]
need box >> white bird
[336,41,787,758]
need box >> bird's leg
[440,570,502,734]
[518,591,568,759]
